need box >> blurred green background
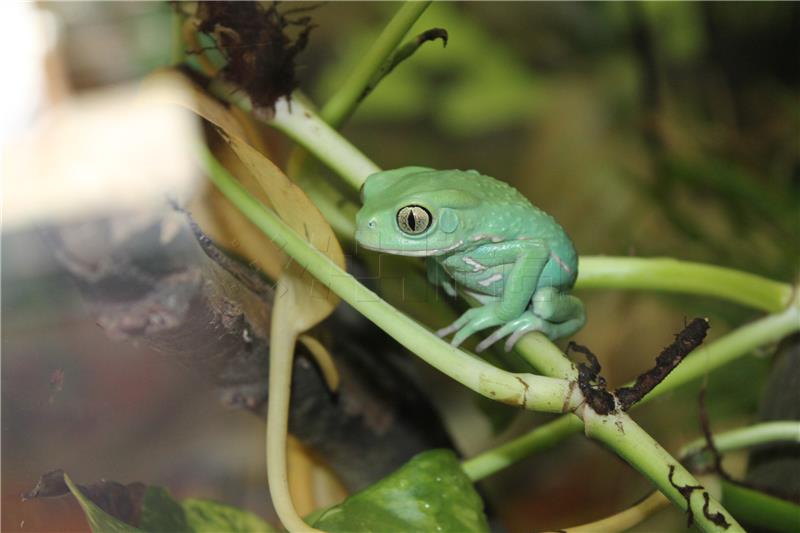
[4,2,798,532]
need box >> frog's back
[446,171,578,287]
[399,169,527,205]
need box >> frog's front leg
[437,243,548,347]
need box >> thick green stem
[202,145,580,413]
[271,97,380,190]
[463,306,800,481]
[576,256,792,313]
[583,409,742,532]
[320,1,431,128]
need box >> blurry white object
[2,78,203,230]
[0,2,53,143]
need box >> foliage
[64,474,276,533]
[311,450,489,533]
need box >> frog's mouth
[356,239,464,257]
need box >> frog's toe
[436,310,472,338]
[499,313,550,352]
[436,321,462,339]
[476,321,520,352]
[446,307,504,348]
[504,323,542,352]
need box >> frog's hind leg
[531,286,584,324]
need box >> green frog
[355,167,585,352]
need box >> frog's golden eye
[397,205,432,235]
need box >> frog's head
[355,167,481,256]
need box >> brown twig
[615,318,710,410]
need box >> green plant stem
[681,421,800,459]
[720,479,800,532]
[514,333,578,379]
[271,97,380,190]
[202,145,580,413]
[582,409,742,532]
[320,1,431,128]
[576,256,792,313]
[462,306,800,481]
[461,414,582,481]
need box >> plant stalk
[320,1,431,128]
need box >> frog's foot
[475,307,586,352]
[475,312,547,353]
[436,305,506,348]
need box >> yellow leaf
[146,70,345,330]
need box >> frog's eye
[397,205,432,235]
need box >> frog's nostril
[368,219,376,229]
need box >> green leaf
[183,498,277,532]
[139,487,191,532]
[64,473,275,533]
[63,474,143,533]
[311,449,489,533]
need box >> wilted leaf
[311,449,489,533]
[225,132,345,330]
[63,474,142,533]
[147,69,345,329]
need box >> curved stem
[681,420,800,459]
[563,491,669,533]
[266,279,321,532]
[576,256,792,313]
[320,1,431,128]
